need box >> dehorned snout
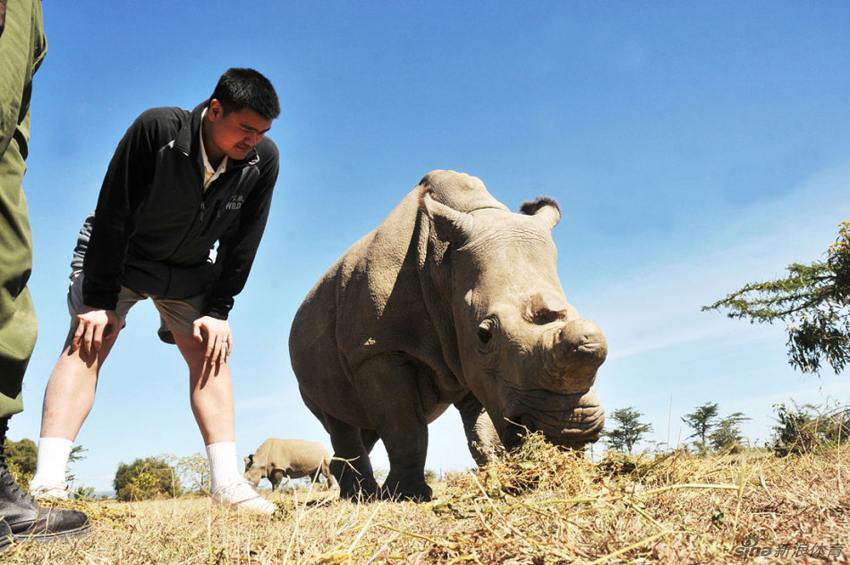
[560,319,607,360]
[542,319,607,393]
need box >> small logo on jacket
[225,195,245,210]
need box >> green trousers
[0,0,46,418]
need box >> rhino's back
[260,439,328,467]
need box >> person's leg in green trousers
[0,0,90,549]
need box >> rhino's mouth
[501,388,604,450]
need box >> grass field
[3,437,848,564]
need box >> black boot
[0,418,91,548]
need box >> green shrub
[5,438,37,489]
[424,469,439,484]
[114,457,181,501]
[772,401,850,456]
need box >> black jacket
[82,102,279,319]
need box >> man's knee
[60,327,119,368]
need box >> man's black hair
[210,68,280,121]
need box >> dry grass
[4,436,848,564]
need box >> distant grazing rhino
[290,170,607,501]
[243,439,335,490]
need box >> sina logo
[225,195,245,210]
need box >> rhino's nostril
[577,341,605,354]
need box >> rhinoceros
[243,438,335,490]
[290,170,607,501]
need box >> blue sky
[10,1,850,492]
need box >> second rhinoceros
[243,438,335,490]
[290,170,607,501]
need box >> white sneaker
[30,482,70,501]
[211,479,275,515]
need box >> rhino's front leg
[320,457,336,488]
[269,469,285,491]
[454,392,505,467]
[354,355,432,502]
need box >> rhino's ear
[244,455,253,469]
[422,192,473,246]
[520,196,561,229]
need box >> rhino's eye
[477,319,496,352]
[477,326,492,344]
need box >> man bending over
[30,68,281,514]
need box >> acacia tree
[681,402,719,452]
[65,445,87,485]
[709,412,750,452]
[703,222,850,375]
[164,452,210,494]
[601,407,654,454]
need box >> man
[0,0,91,548]
[28,68,281,515]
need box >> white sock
[206,442,243,493]
[30,437,74,490]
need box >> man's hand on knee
[72,307,119,356]
[192,316,232,367]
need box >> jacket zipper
[163,265,173,296]
[200,200,221,236]
[163,150,252,262]
[164,197,206,263]
[162,157,211,262]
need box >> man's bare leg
[172,332,272,514]
[173,332,235,445]
[30,331,116,496]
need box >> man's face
[206,99,273,161]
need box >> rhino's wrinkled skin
[290,170,607,501]
[243,438,335,490]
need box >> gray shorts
[67,271,205,344]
